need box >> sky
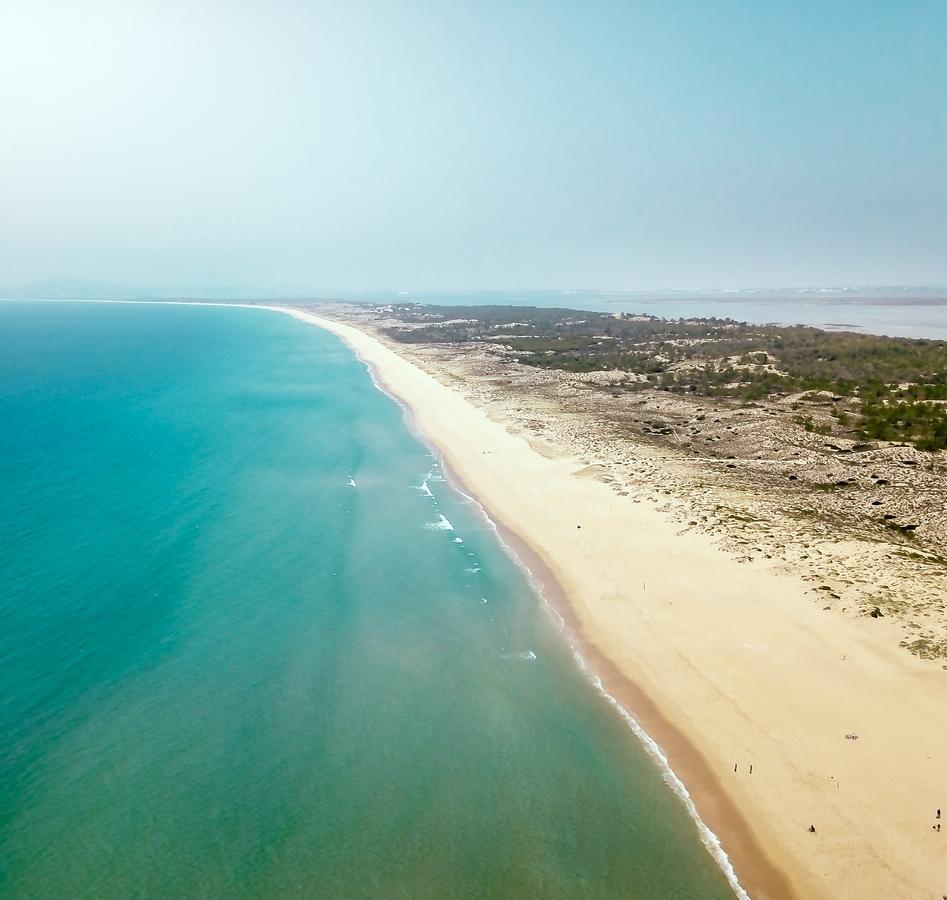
[1,0,946,293]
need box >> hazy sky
[2,0,946,292]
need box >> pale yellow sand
[282,308,947,900]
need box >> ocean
[0,301,736,898]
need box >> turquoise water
[0,301,735,899]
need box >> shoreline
[305,312,763,897]
[446,483,766,900]
[287,308,786,899]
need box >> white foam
[573,651,750,899]
[465,566,481,574]
[417,479,435,498]
[502,650,537,661]
[426,514,454,531]
[347,476,357,488]
[453,537,463,544]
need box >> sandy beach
[284,306,947,900]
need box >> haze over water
[0,302,736,899]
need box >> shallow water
[0,301,735,898]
